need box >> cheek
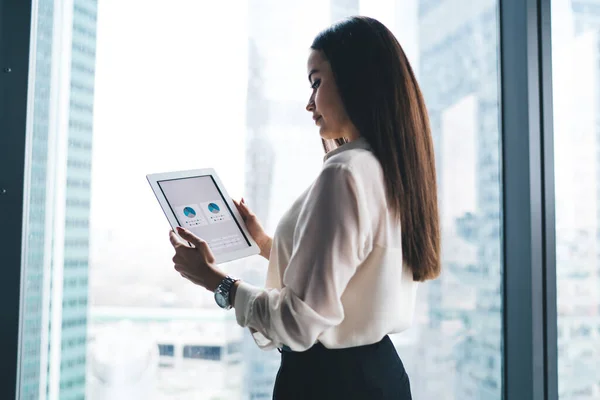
[314,91,326,113]
[316,89,342,121]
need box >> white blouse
[234,137,418,351]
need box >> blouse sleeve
[233,163,373,351]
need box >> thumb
[176,227,205,247]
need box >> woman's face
[306,49,359,141]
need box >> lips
[313,116,322,124]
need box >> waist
[279,335,392,354]
[281,344,293,352]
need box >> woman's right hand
[233,198,272,260]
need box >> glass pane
[20,0,502,399]
[552,1,600,398]
[404,2,503,399]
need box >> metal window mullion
[500,0,555,399]
[0,1,34,399]
[539,0,558,398]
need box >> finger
[180,272,192,281]
[178,269,191,280]
[239,202,253,218]
[169,230,188,248]
[233,199,245,214]
[235,199,249,214]
[174,264,189,275]
[240,200,253,214]
[172,254,185,265]
[176,227,206,248]
[234,199,245,212]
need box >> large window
[552,0,600,398]
[17,0,502,399]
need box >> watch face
[215,291,228,308]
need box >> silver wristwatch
[214,275,239,310]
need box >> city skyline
[17,0,600,399]
[553,0,600,397]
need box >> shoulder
[323,148,384,187]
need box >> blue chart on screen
[183,207,196,218]
[208,203,220,214]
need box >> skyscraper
[416,0,502,398]
[554,1,600,398]
[20,1,98,399]
[242,1,359,398]
[19,1,55,398]
[56,1,97,398]
[242,10,280,400]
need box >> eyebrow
[308,69,319,83]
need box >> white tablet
[147,168,260,264]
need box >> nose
[306,93,315,112]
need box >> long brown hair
[312,16,440,281]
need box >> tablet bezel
[147,168,260,264]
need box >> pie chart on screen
[183,207,196,218]
[208,203,220,214]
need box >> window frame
[0,0,34,398]
[0,0,562,399]
[500,0,558,398]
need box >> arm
[232,164,373,351]
[256,235,273,260]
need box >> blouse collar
[323,137,372,162]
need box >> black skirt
[272,335,412,400]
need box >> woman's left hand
[169,227,226,292]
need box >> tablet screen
[157,175,251,255]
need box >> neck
[327,132,361,144]
[344,129,361,142]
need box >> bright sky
[90,0,252,284]
[87,0,600,293]
[91,0,248,233]
[88,0,594,258]
[88,0,420,278]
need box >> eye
[311,79,321,90]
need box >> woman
[169,16,440,399]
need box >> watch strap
[216,275,239,308]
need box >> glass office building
[4,0,599,399]
[19,1,97,399]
